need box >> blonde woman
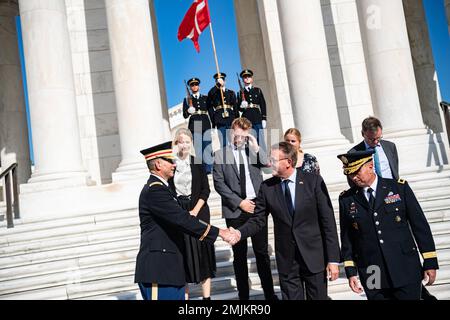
[170,128,216,300]
[284,128,320,174]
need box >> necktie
[367,187,375,210]
[372,147,382,177]
[283,180,294,217]
[238,148,246,199]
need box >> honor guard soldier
[183,77,213,173]
[337,150,439,300]
[207,72,238,148]
[135,141,232,300]
[237,69,267,148]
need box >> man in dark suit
[207,72,238,148]
[135,141,234,300]
[337,150,439,300]
[183,77,213,173]
[213,117,277,300]
[233,142,341,300]
[349,116,398,180]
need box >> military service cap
[187,77,200,86]
[337,150,375,175]
[240,69,253,78]
[140,141,174,162]
[213,72,226,80]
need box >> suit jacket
[239,169,341,275]
[349,140,399,180]
[182,94,212,133]
[169,156,211,223]
[134,175,219,286]
[213,145,264,219]
[339,178,438,289]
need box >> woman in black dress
[284,128,320,174]
[170,128,216,300]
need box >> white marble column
[19,0,89,191]
[277,0,348,148]
[358,0,426,137]
[0,0,31,184]
[105,0,170,181]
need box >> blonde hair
[173,128,196,157]
[231,117,252,130]
[284,128,303,153]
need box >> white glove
[188,106,195,114]
[240,101,249,109]
[262,120,267,129]
[217,78,224,87]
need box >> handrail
[0,163,20,228]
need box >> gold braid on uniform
[344,260,355,267]
[343,156,373,175]
[199,224,211,241]
[422,251,437,259]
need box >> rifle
[184,80,193,107]
[236,73,246,102]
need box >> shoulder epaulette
[340,189,348,197]
[149,182,163,187]
[397,178,406,184]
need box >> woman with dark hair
[170,128,216,300]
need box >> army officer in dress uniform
[183,77,213,174]
[207,72,238,148]
[337,150,438,300]
[237,69,267,149]
[134,141,235,300]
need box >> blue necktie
[283,180,294,217]
[372,147,382,177]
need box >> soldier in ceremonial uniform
[183,77,213,173]
[237,69,267,149]
[134,141,235,300]
[207,72,238,148]
[337,150,439,300]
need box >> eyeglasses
[268,157,289,163]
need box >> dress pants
[364,281,422,300]
[279,248,328,300]
[226,213,276,300]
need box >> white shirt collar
[281,169,297,184]
[245,85,252,91]
[363,175,378,195]
[364,140,381,149]
[151,173,169,186]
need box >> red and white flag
[177,0,211,52]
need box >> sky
[423,0,450,102]
[154,0,450,108]
[153,0,242,108]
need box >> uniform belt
[248,103,261,111]
[193,110,208,115]
[214,104,233,111]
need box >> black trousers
[279,248,328,300]
[364,281,422,300]
[226,213,275,300]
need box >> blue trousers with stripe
[138,283,185,300]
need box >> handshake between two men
[218,227,241,246]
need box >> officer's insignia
[395,215,402,223]
[352,222,359,230]
[299,181,304,185]
[397,178,406,184]
[384,193,401,204]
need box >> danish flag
[177,0,211,52]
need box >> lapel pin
[299,181,304,185]
[395,215,402,222]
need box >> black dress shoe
[267,294,279,301]
[203,297,211,300]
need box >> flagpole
[208,22,227,111]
